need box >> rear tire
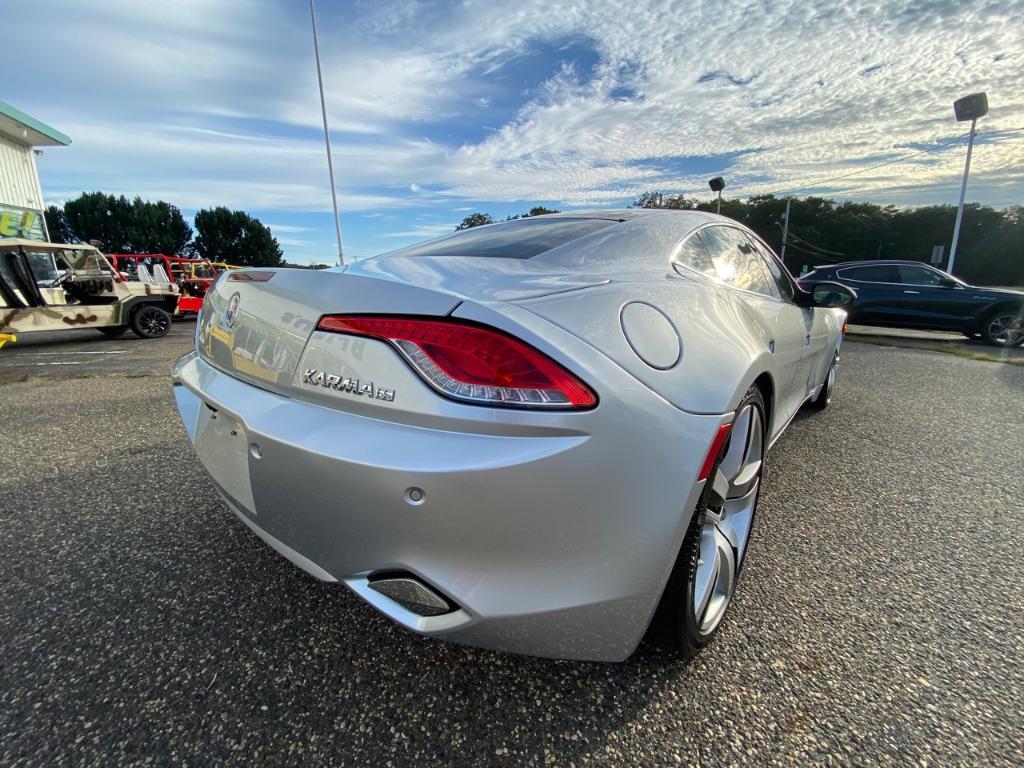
[129,304,171,339]
[667,385,766,658]
[97,326,128,337]
[810,351,838,410]
[980,308,1024,348]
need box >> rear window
[385,217,618,260]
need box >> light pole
[947,92,988,276]
[708,177,725,215]
[310,0,344,266]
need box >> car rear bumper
[171,351,727,661]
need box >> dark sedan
[798,260,1024,347]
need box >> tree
[455,213,495,230]
[193,207,284,267]
[504,206,562,221]
[631,191,1024,286]
[62,192,134,252]
[126,198,192,254]
[56,192,192,254]
[44,205,75,244]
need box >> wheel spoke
[723,482,758,561]
[693,529,718,621]
[730,459,762,498]
[718,405,751,481]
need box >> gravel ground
[0,322,196,382]
[1,336,1022,766]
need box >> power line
[787,230,845,257]
[773,131,972,196]
[977,126,1024,137]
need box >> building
[0,100,70,241]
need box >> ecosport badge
[303,369,396,402]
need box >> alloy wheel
[139,308,170,337]
[692,402,764,635]
[987,313,1024,347]
[825,354,838,400]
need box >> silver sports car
[172,210,854,661]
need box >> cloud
[9,0,1024,262]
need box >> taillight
[316,315,597,409]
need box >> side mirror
[796,281,857,308]
[939,277,958,288]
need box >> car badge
[225,292,241,327]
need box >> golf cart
[0,238,180,342]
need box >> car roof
[811,260,941,270]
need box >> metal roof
[0,101,71,147]
[0,238,95,252]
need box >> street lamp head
[954,92,988,122]
[708,176,726,193]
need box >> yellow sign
[0,208,43,239]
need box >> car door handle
[903,290,920,295]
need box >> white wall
[0,133,45,211]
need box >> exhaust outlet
[367,573,453,617]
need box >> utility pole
[310,0,344,266]
[948,92,988,276]
[780,197,791,263]
[947,119,976,275]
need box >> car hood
[970,285,1024,299]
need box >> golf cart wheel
[981,308,1024,348]
[810,351,838,410]
[129,305,172,339]
[667,385,766,658]
[97,326,129,337]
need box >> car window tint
[673,235,716,276]
[747,236,796,301]
[838,265,901,283]
[897,265,944,286]
[382,217,618,260]
[697,226,775,297]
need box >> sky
[7,0,1024,264]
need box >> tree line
[45,192,285,267]
[631,192,1022,286]
[455,196,1022,286]
[455,206,560,230]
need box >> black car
[798,260,1024,347]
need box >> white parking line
[10,350,128,356]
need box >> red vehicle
[108,254,216,315]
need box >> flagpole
[310,0,344,265]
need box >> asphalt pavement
[1,330,1022,766]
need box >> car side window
[837,265,901,283]
[673,234,716,276]
[748,236,796,301]
[697,226,775,298]
[897,265,944,286]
